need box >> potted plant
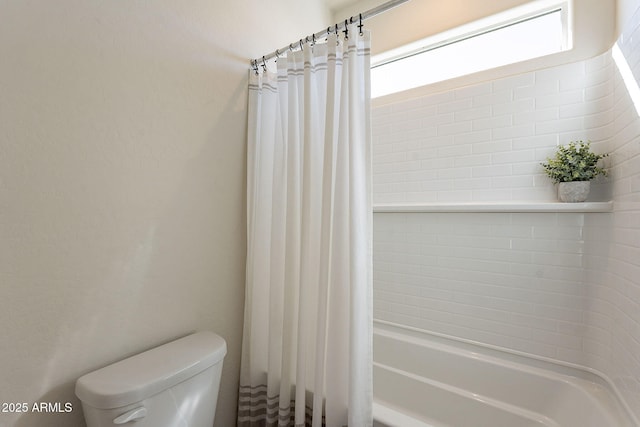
[541,140,608,202]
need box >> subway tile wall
[372,54,613,204]
[372,50,617,363]
[372,2,640,419]
[583,5,640,420]
[374,211,591,359]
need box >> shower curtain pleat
[239,26,372,427]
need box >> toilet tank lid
[75,331,226,409]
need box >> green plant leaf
[540,140,608,183]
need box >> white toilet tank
[75,331,226,427]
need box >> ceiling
[324,0,361,10]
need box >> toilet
[75,331,226,427]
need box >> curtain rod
[251,0,409,68]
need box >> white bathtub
[372,322,637,427]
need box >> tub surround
[582,2,640,419]
[372,52,613,205]
[372,1,640,421]
[374,211,600,361]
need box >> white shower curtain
[238,25,372,427]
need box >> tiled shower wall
[372,3,640,419]
[372,54,613,204]
[372,50,615,360]
[583,4,640,420]
[374,211,593,358]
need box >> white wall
[0,1,329,427]
[617,0,640,34]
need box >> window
[371,1,570,98]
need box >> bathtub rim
[374,319,640,427]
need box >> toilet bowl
[75,331,226,427]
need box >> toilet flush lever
[113,406,147,424]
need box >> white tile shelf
[373,201,613,213]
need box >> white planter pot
[558,181,590,202]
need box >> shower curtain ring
[261,56,267,72]
[299,39,303,50]
[358,13,364,35]
[343,19,349,39]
